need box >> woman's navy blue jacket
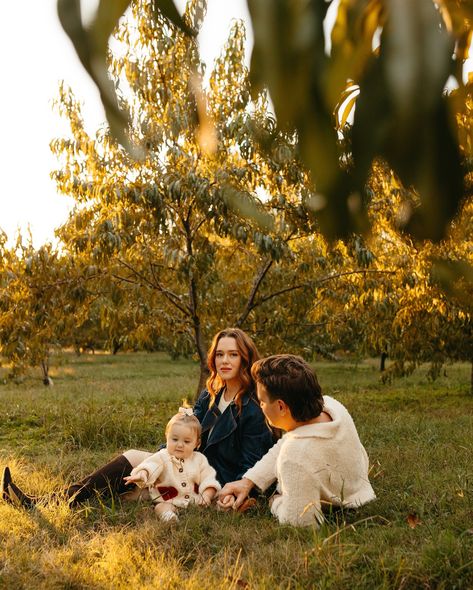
[193,388,275,485]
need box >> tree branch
[244,268,397,317]
[116,258,191,316]
[235,256,274,327]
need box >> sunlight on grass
[0,353,472,588]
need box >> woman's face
[215,337,242,383]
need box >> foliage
[1,352,472,588]
[0,235,72,383]
[310,158,473,390]
[52,1,377,389]
[3,1,472,388]
[57,0,472,242]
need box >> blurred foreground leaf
[57,0,471,243]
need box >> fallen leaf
[407,513,422,529]
[237,497,257,513]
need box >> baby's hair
[165,408,202,443]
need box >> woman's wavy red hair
[206,328,260,411]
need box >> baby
[124,408,220,522]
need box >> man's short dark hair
[251,354,324,422]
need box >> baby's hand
[123,470,147,485]
[216,493,235,512]
[197,489,216,507]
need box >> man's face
[256,382,285,428]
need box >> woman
[1,328,275,509]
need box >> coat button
[181,482,186,487]
[179,468,183,473]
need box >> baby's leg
[154,501,178,522]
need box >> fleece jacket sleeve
[129,451,165,487]
[243,437,284,491]
[270,452,324,527]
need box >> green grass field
[0,352,472,589]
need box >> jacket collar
[210,387,253,411]
[200,388,254,444]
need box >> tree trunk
[380,351,388,372]
[192,318,208,400]
[197,362,210,399]
[41,358,53,386]
[471,360,473,395]
[182,222,209,400]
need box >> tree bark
[41,358,53,386]
[183,219,208,399]
[380,351,388,372]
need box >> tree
[0,235,71,384]
[51,2,330,391]
[57,0,472,243]
[309,158,473,392]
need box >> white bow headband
[178,407,194,416]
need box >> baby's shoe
[160,510,178,523]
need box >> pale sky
[0,0,252,247]
[1,2,470,248]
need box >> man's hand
[217,477,255,511]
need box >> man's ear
[277,399,288,415]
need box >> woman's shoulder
[240,389,259,409]
[239,391,268,421]
[194,388,214,408]
[196,388,211,400]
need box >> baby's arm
[123,451,165,487]
[198,486,218,506]
[124,470,148,486]
[196,454,221,507]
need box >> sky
[0,0,252,247]
[1,2,470,248]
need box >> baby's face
[166,423,198,460]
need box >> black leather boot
[1,467,36,509]
[1,466,11,501]
[1,455,133,509]
[65,454,133,505]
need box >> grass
[0,352,472,589]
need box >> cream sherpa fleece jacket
[130,448,220,507]
[244,396,376,527]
